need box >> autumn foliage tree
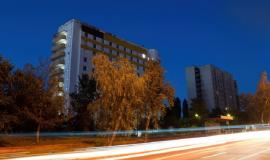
[248,71,270,123]
[142,61,174,141]
[92,54,145,145]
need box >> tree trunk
[108,116,121,146]
[261,112,264,124]
[36,123,41,144]
[144,115,151,142]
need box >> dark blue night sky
[1,0,270,99]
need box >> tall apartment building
[185,65,238,112]
[50,19,159,101]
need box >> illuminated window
[58,82,64,88]
[58,92,64,96]
[141,54,146,59]
[57,64,65,70]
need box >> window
[84,32,88,37]
[112,42,117,48]
[133,50,137,55]
[96,37,102,43]
[112,50,117,55]
[89,34,94,39]
[126,48,131,53]
[104,40,110,45]
[59,82,64,88]
[88,42,93,47]
[96,45,102,50]
[83,66,87,71]
[84,57,87,62]
[119,45,124,50]
[104,48,110,53]
[126,55,130,60]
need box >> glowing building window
[57,64,65,70]
[59,82,64,88]
[58,92,64,96]
[142,54,146,59]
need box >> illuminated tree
[92,54,144,145]
[248,71,270,123]
[142,61,174,141]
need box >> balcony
[53,34,67,43]
[52,43,66,52]
[49,67,64,77]
[51,51,65,61]
[51,57,65,68]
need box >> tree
[11,64,64,143]
[190,98,208,126]
[182,99,189,119]
[210,107,223,118]
[142,61,174,141]
[248,71,270,123]
[92,54,144,145]
[162,97,181,128]
[70,74,99,131]
[0,56,17,132]
[238,93,253,123]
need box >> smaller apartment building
[186,65,238,112]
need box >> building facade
[185,65,238,112]
[50,19,159,106]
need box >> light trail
[9,130,270,160]
[2,124,269,137]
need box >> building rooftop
[62,19,148,51]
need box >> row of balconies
[51,50,65,61]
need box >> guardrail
[1,124,270,138]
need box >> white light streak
[10,130,270,160]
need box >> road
[8,130,270,160]
[109,138,270,160]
